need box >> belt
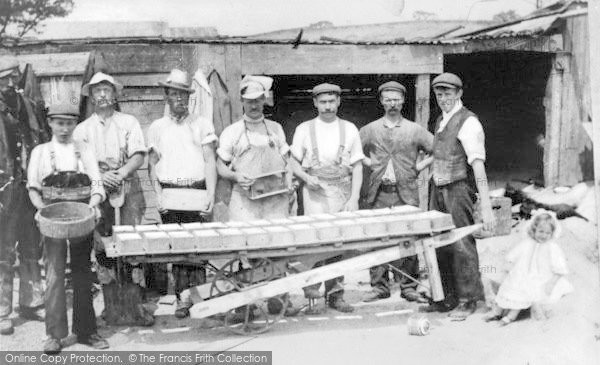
[160,180,206,190]
[379,183,398,193]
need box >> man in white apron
[148,69,217,318]
[291,83,364,313]
[217,75,296,316]
[27,103,108,353]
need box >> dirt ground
[1,214,599,365]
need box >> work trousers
[429,179,484,305]
[159,211,206,299]
[44,233,96,339]
[0,182,43,318]
[368,190,419,296]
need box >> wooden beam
[415,74,431,211]
[447,34,565,54]
[189,225,480,319]
[224,44,243,122]
[240,44,443,75]
[588,0,600,283]
[544,54,565,187]
[16,52,89,76]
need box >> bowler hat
[81,72,123,96]
[432,73,463,89]
[158,69,195,93]
[312,83,341,97]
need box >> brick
[158,223,182,231]
[269,218,295,225]
[311,221,341,241]
[225,221,251,228]
[192,229,221,250]
[289,224,318,245]
[113,225,135,233]
[289,215,315,223]
[390,205,422,215]
[333,211,359,219]
[181,222,205,231]
[169,231,196,252]
[216,228,246,248]
[115,232,145,254]
[264,226,295,246]
[370,208,392,216]
[333,219,365,241]
[241,227,270,248]
[357,217,388,237]
[248,219,272,227]
[135,224,159,232]
[143,231,171,253]
[310,213,337,221]
[356,209,380,217]
[202,222,227,229]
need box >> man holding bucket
[147,69,217,318]
[27,103,107,353]
[0,56,45,336]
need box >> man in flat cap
[422,72,495,320]
[74,71,149,324]
[148,69,217,318]
[0,56,45,336]
[27,103,108,353]
[360,81,433,303]
[291,83,364,313]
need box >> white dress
[495,221,573,309]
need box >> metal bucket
[37,202,96,239]
[407,315,430,336]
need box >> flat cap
[47,103,79,119]
[432,73,463,89]
[378,81,406,95]
[312,83,341,97]
[0,56,19,79]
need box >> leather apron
[41,143,91,204]
[228,120,289,221]
[302,119,352,214]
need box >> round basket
[37,202,96,239]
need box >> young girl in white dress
[484,209,573,326]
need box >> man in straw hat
[216,75,299,317]
[147,69,217,318]
[360,80,433,304]
[27,102,107,353]
[74,71,150,324]
[0,56,45,336]
[420,72,495,320]
[290,82,364,313]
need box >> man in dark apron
[0,57,44,336]
[27,103,108,353]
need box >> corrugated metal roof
[457,0,587,39]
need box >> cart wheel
[208,258,284,335]
[224,295,289,335]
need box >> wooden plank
[415,74,431,211]
[544,54,564,187]
[117,73,170,87]
[240,44,443,75]
[224,44,243,122]
[97,44,197,74]
[16,52,89,76]
[189,225,479,319]
[588,0,600,280]
[452,34,565,54]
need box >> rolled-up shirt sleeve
[216,126,236,162]
[81,145,106,201]
[457,116,486,165]
[200,117,218,145]
[126,118,147,157]
[347,124,365,165]
[26,145,43,192]
[274,123,290,156]
[290,124,307,162]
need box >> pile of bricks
[108,206,455,257]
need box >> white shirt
[74,111,146,166]
[291,117,364,168]
[437,100,486,165]
[147,113,217,184]
[217,118,289,163]
[381,117,403,184]
[27,137,106,200]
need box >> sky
[49,0,544,36]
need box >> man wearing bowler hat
[148,69,217,318]
[291,83,364,313]
[421,72,495,320]
[360,81,433,303]
[0,56,45,336]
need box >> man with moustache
[421,73,495,320]
[148,69,217,318]
[74,72,149,323]
[0,57,45,336]
[360,81,433,303]
[291,83,364,313]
